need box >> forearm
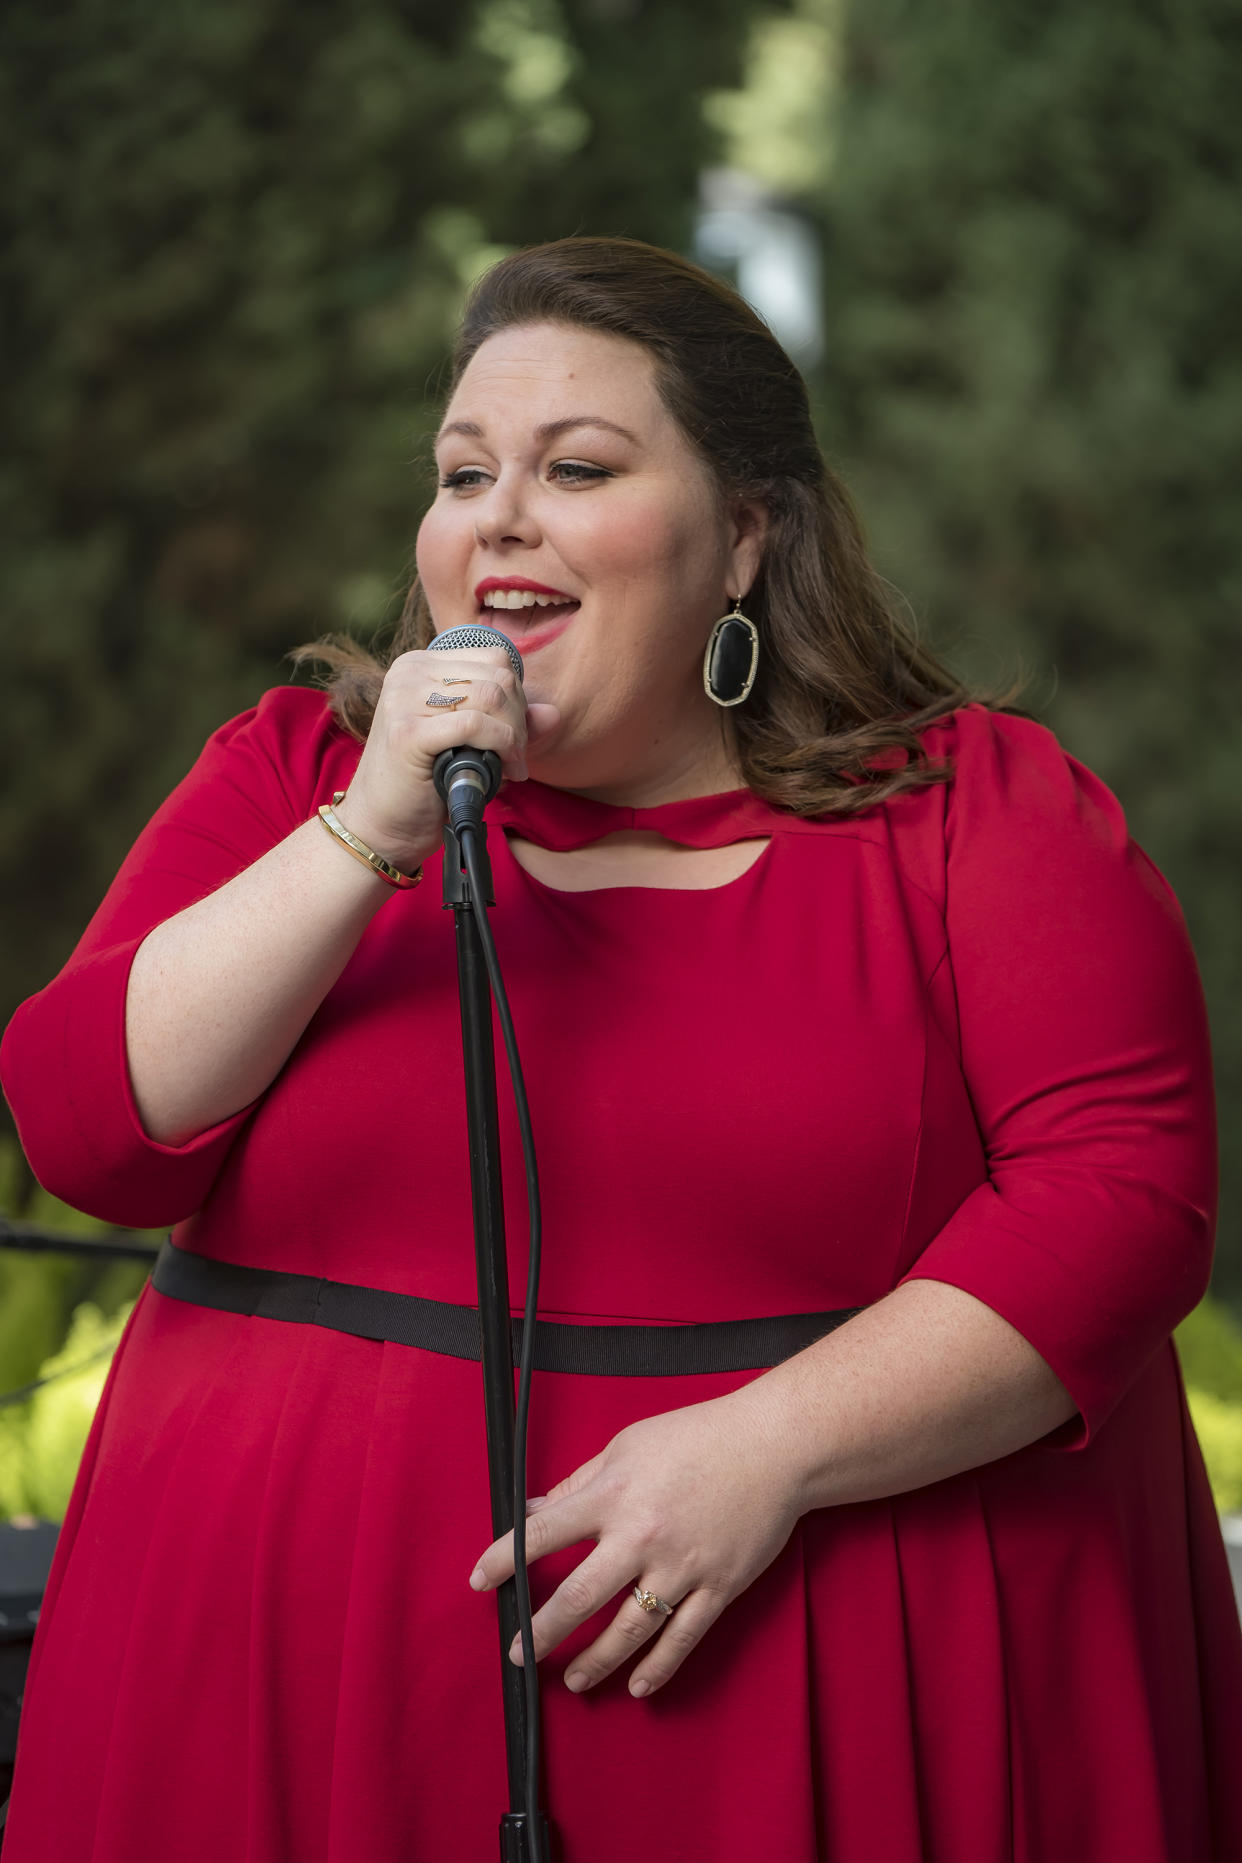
[733,1278,1077,1515]
[125,816,419,1145]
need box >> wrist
[335,794,439,870]
[318,793,429,889]
[716,1378,822,1523]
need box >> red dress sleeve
[0,687,348,1228]
[901,705,1217,1445]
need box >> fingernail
[469,1567,489,1591]
[565,1671,589,1694]
[630,1678,651,1699]
[509,1639,524,1668]
[526,1495,548,1513]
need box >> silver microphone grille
[428,624,524,684]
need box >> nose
[473,470,541,549]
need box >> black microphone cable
[459,817,547,1863]
[427,620,547,1859]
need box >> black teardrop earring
[703,597,760,707]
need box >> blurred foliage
[1177,1292,1242,1407]
[0,1299,132,1522]
[1185,1389,1242,1514]
[0,1139,154,1403]
[705,0,841,197]
[0,1129,152,1521]
[1178,1298,1242,1509]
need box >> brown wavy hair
[296,236,989,815]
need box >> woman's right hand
[122,644,559,1147]
[334,645,561,872]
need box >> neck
[528,715,744,810]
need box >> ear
[727,498,769,606]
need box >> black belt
[152,1240,860,1378]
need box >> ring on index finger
[441,677,472,686]
[633,1585,676,1618]
[426,692,467,710]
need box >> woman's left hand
[468,1389,804,1698]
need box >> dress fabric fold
[2,687,1241,1862]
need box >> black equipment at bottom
[0,1518,60,1847]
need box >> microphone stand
[442,819,550,1863]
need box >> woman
[3,236,1240,1861]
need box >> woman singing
[3,236,1240,1861]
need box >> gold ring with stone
[442,677,473,685]
[426,692,467,710]
[633,1585,675,1618]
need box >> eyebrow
[435,414,640,447]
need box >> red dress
[3,689,1240,1862]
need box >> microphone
[427,624,526,833]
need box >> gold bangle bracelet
[317,791,422,889]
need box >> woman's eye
[437,461,612,490]
[548,461,612,484]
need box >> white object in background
[694,168,823,366]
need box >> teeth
[481,589,569,609]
